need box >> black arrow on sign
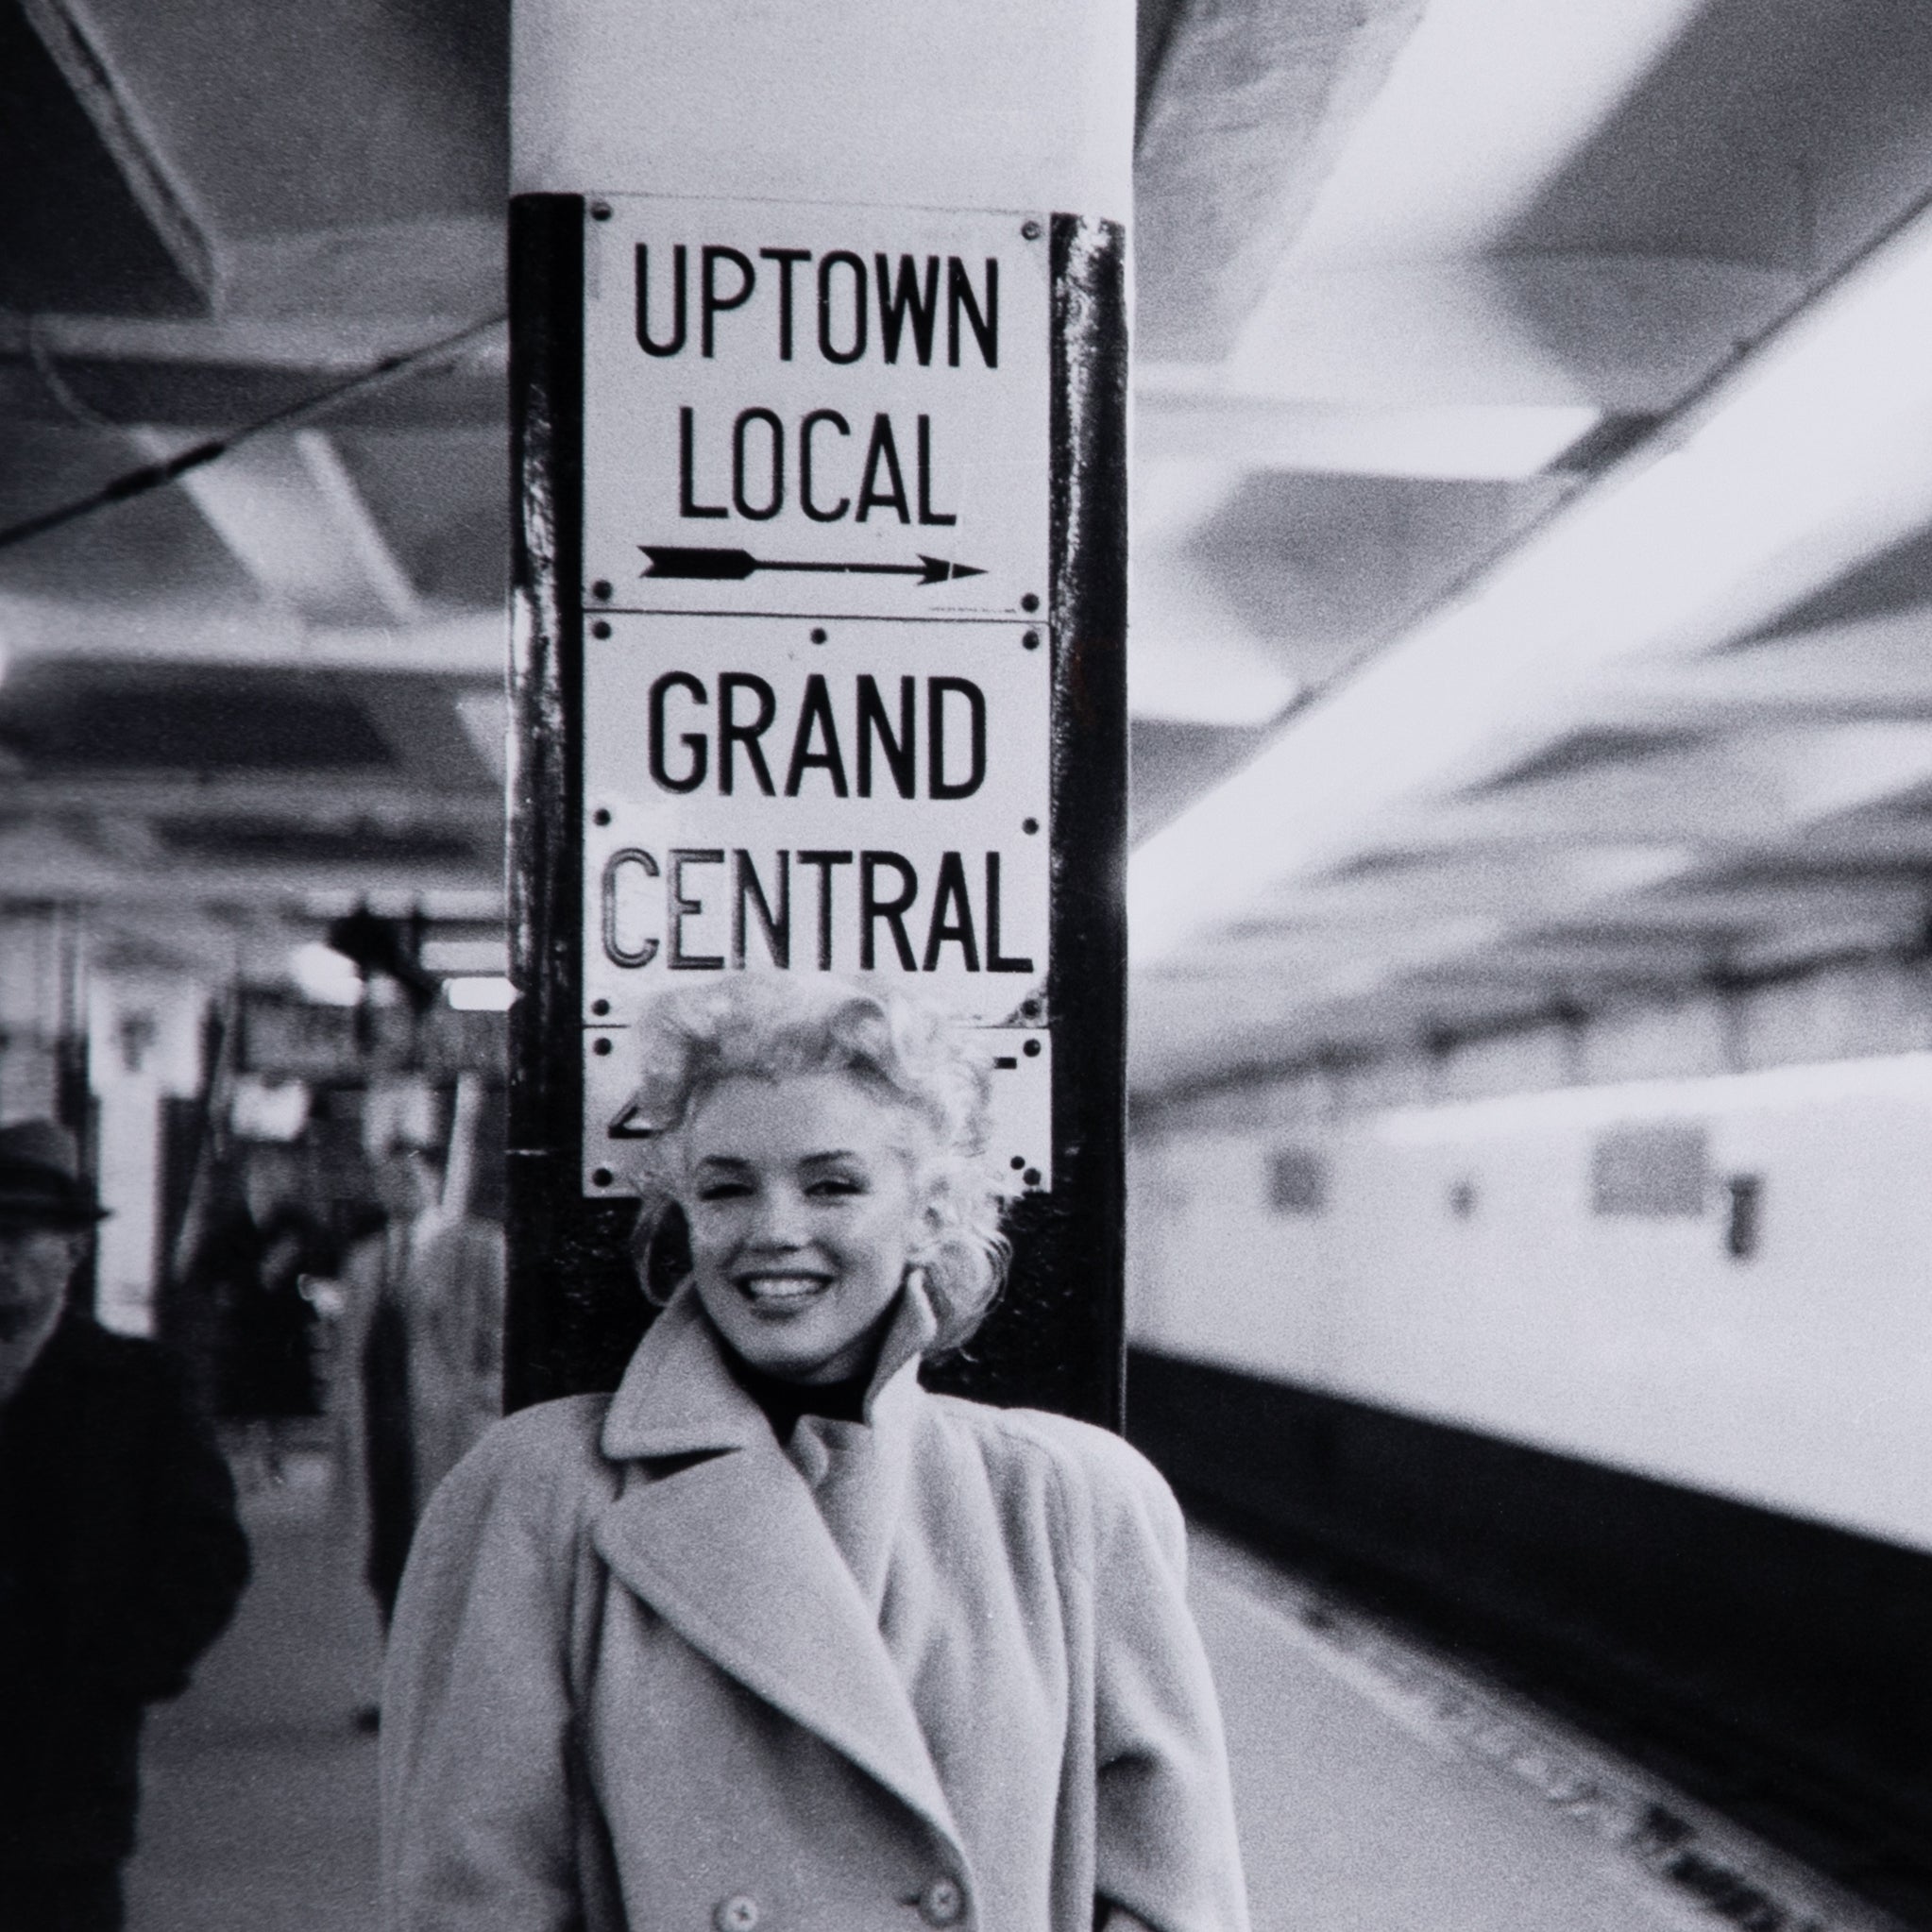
[640,545,985,587]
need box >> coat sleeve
[381,1402,612,1932]
[1085,1440,1252,1932]
[69,1338,250,1705]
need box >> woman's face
[683,1071,930,1386]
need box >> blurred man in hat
[0,1120,250,1931]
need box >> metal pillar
[504,1,1131,1423]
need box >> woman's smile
[683,1071,934,1384]
[734,1269,833,1307]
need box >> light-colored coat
[343,1211,507,1519]
[400,1212,505,1509]
[381,1286,1249,1932]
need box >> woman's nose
[745,1187,809,1247]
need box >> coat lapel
[592,1291,963,1856]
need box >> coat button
[714,1897,759,1932]
[918,1877,965,1926]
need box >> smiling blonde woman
[381,976,1249,1932]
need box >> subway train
[1123,963,1932,1920]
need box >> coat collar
[600,1278,937,1459]
[592,1285,962,1857]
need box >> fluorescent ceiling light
[1128,632,1298,726]
[445,975,520,1011]
[1132,458,1244,547]
[1371,1048,1932,1147]
[453,688,508,782]
[1135,396,1601,482]
[229,1075,312,1143]
[1129,195,1932,966]
[420,936,508,975]
[1129,545,1299,725]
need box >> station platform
[125,1462,1890,1932]
[127,1456,383,1932]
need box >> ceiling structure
[4,0,1932,1090]
[1131,0,1932,1091]
[0,0,509,984]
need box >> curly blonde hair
[621,976,1010,1352]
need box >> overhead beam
[1131,197,1932,965]
[0,845,496,908]
[1280,0,1712,265]
[127,427,423,627]
[289,432,422,623]
[1569,878,1932,934]
[0,598,504,671]
[6,777,499,822]
[1131,256,1802,481]
[1225,842,1686,929]
[1797,815,1932,866]
[220,218,504,330]
[1130,716,1932,1089]
[1406,725,1932,856]
[1134,0,1427,361]
[1590,611,1932,726]
[1213,257,1800,414]
[0,0,216,316]
[0,305,506,432]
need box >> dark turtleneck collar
[723,1347,873,1441]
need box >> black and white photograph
[2,2,1930,1928]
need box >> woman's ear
[910,1176,948,1253]
[640,1199,692,1300]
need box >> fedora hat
[0,1120,110,1229]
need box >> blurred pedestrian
[404,1205,504,1515]
[0,1120,250,1932]
[184,1141,335,1486]
[346,1136,442,1629]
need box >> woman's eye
[696,1180,753,1203]
[807,1174,865,1197]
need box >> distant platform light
[1266,1145,1330,1215]
[445,975,520,1012]
[289,941,363,1007]
[229,1074,311,1144]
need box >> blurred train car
[1127,994,1932,1907]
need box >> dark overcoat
[381,1286,1250,1932]
[0,1313,251,1871]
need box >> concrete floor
[1195,1560,1677,1932]
[127,1466,383,1932]
[123,1466,1810,1932]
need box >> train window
[1724,1173,1764,1260]
[1267,1146,1330,1215]
[1589,1121,1708,1217]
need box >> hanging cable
[26,314,124,432]
[0,313,507,554]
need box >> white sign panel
[585,195,1050,621]
[579,195,1056,1195]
